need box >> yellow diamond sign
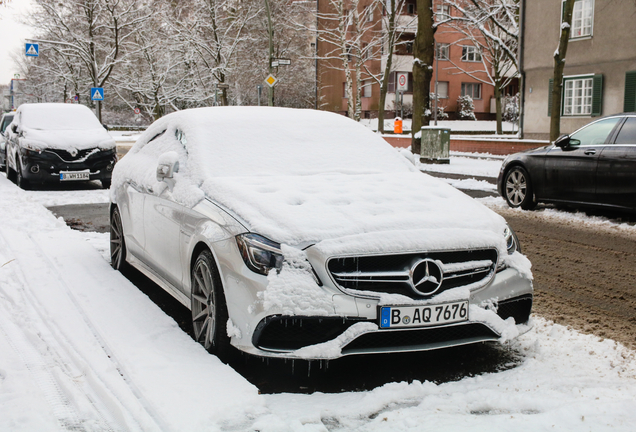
[265,74,278,87]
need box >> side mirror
[554,134,570,148]
[102,123,109,131]
[11,124,18,134]
[156,151,179,191]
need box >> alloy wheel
[505,169,527,206]
[191,258,217,351]
[110,208,126,270]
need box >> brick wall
[382,135,549,155]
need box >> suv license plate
[379,301,469,329]
[60,171,90,181]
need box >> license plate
[60,170,90,181]
[379,301,469,329]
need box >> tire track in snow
[0,230,166,431]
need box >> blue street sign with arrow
[25,43,39,57]
[91,87,104,101]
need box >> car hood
[202,171,510,257]
[20,127,115,153]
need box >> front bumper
[214,235,534,360]
[18,147,117,183]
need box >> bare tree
[26,0,151,121]
[412,0,435,153]
[443,0,520,134]
[551,0,576,141]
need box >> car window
[1,115,14,134]
[569,117,621,146]
[613,117,636,145]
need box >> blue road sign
[91,87,104,101]
[25,43,39,57]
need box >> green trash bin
[420,127,450,164]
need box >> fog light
[106,163,114,172]
[30,164,40,174]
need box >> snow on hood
[16,103,115,152]
[113,107,510,255]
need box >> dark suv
[4,103,117,189]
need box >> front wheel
[191,250,232,362]
[503,166,536,210]
[110,207,129,271]
[15,160,29,190]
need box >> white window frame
[436,81,449,99]
[461,82,481,100]
[564,0,594,39]
[461,45,482,62]
[436,43,450,60]
[435,4,450,20]
[563,75,594,116]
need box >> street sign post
[91,88,104,101]
[265,74,278,88]
[396,73,408,92]
[25,43,39,57]
[276,58,291,65]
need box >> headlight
[236,233,284,275]
[504,225,520,255]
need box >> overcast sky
[0,0,34,84]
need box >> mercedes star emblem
[409,258,444,296]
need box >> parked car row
[1,103,117,189]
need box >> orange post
[393,117,403,134]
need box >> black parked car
[4,103,117,189]
[498,114,636,212]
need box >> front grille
[496,294,532,324]
[43,148,101,162]
[253,316,363,351]
[328,249,498,299]
[342,323,499,353]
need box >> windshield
[1,114,14,134]
[20,104,103,131]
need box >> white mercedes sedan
[110,107,533,362]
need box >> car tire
[503,166,536,210]
[110,207,129,272]
[15,160,29,190]
[102,179,111,189]
[191,249,233,362]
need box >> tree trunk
[378,0,397,134]
[550,0,576,142]
[411,0,435,154]
[495,76,502,135]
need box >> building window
[364,5,373,22]
[435,4,450,20]
[406,1,416,15]
[461,46,482,62]
[461,82,481,99]
[563,76,593,115]
[435,81,449,99]
[395,34,415,55]
[436,43,450,60]
[570,0,593,38]
[363,80,372,98]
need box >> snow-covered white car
[4,103,117,189]
[110,107,533,361]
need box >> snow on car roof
[19,103,103,131]
[114,107,516,259]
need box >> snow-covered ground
[2,155,636,431]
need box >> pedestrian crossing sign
[25,43,39,57]
[91,87,104,101]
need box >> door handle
[584,149,596,155]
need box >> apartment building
[521,0,636,140]
[317,0,511,120]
